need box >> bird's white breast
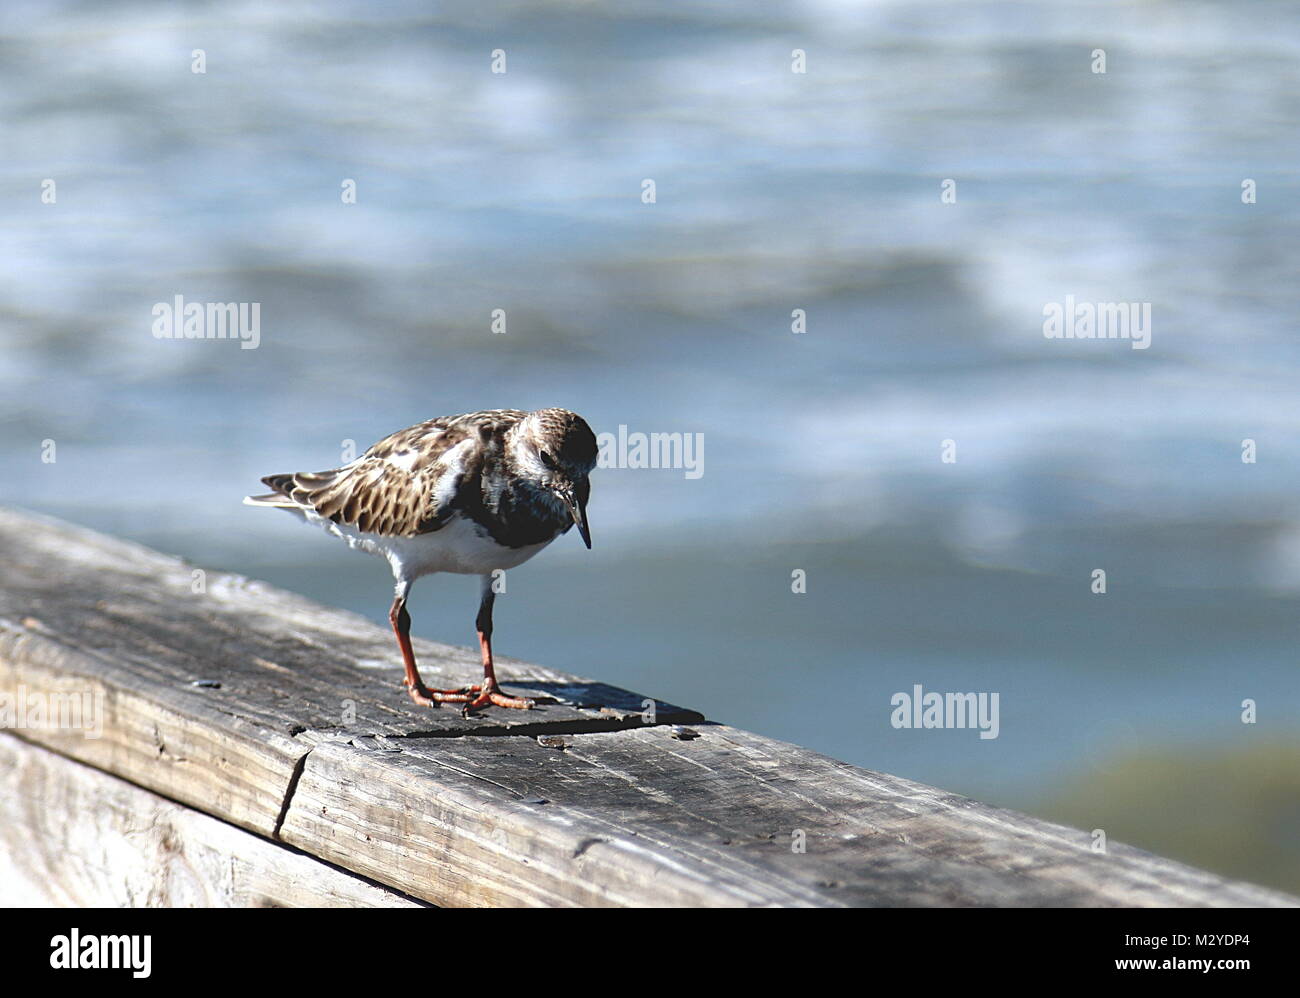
[293,506,554,582]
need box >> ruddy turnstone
[244,408,596,713]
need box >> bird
[244,408,597,713]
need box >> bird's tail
[243,493,299,508]
[243,473,301,508]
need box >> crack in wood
[273,749,311,841]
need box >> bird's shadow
[507,681,703,723]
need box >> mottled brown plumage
[252,408,597,547]
[245,407,597,713]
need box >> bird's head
[514,408,597,548]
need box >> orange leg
[389,594,476,706]
[462,580,535,715]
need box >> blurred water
[2,1,1299,891]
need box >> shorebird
[244,408,596,713]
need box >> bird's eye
[540,451,556,470]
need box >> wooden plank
[0,732,424,907]
[0,506,1294,907]
[0,506,700,840]
[280,726,1297,908]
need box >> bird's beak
[556,486,591,549]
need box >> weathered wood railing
[0,506,1293,907]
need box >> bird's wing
[256,415,499,537]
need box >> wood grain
[0,506,1293,907]
[280,725,1297,907]
[0,732,423,907]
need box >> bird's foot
[405,680,477,708]
[461,682,536,715]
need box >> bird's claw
[405,681,477,708]
[406,679,533,713]
[461,687,537,716]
